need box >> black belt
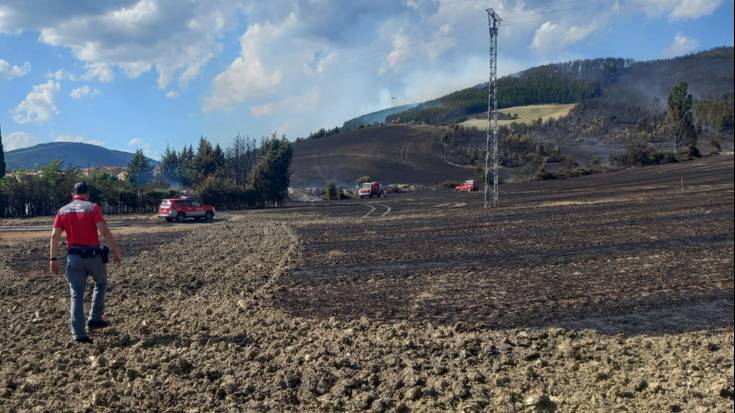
[68,246,102,258]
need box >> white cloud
[81,62,114,83]
[530,20,601,53]
[202,0,546,137]
[70,85,101,99]
[1,0,243,92]
[47,68,77,81]
[2,0,552,139]
[128,137,143,146]
[0,58,30,79]
[54,135,105,147]
[380,30,412,74]
[2,131,39,151]
[203,18,290,111]
[638,0,722,19]
[427,24,455,60]
[11,80,60,124]
[669,0,722,18]
[165,90,179,99]
[662,33,700,57]
[304,50,337,74]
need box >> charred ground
[0,156,732,412]
[276,155,734,334]
[291,124,470,187]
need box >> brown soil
[0,156,733,412]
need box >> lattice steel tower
[484,8,501,208]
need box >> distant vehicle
[159,198,215,222]
[455,179,479,192]
[358,181,384,198]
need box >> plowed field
[1,156,733,412]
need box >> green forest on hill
[386,74,598,125]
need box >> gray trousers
[66,254,107,339]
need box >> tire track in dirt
[379,203,391,217]
[398,138,422,172]
[359,203,392,219]
[361,203,377,218]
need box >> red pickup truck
[159,198,215,222]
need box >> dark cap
[73,181,89,195]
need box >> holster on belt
[101,246,110,264]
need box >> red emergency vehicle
[455,179,479,192]
[159,198,215,222]
[358,181,384,198]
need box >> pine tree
[249,133,293,206]
[160,146,179,186]
[178,145,196,187]
[126,149,153,189]
[666,81,698,150]
[0,123,6,179]
[194,136,218,179]
[213,144,225,172]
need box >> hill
[291,124,470,187]
[5,142,156,170]
[342,103,420,131]
[292,48,733,186]
[385,47,733,125]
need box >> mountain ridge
[343,47,733,128]
[5,142,157,170]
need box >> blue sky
[1,0,733,160]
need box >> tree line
[0,132,292,218]
[384,76,597,126]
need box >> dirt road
[0,156,732,412]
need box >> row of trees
[694,97,734,134]
[0,160,177,217]
[297,126,341,142]
[0,132,293,217]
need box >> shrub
[323,181,338,200]
[536,168,557,180]
[195,175,259,209]
[558,167,593,178]
[356,176,372,185]
[611,137,664,166]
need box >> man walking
[49,182,122,344]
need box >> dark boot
[87,320,111,329]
